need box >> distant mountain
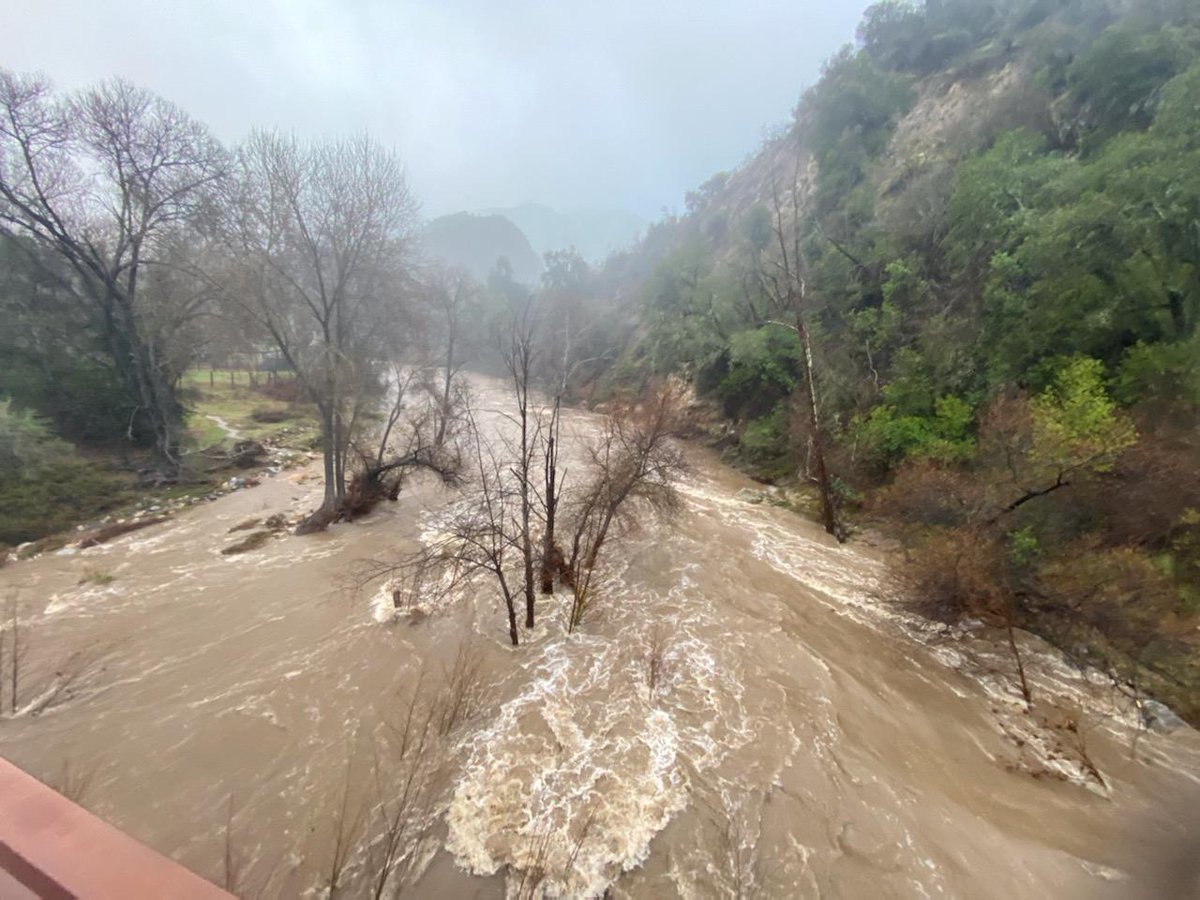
[478,203,645,264]
[421,212,542,285]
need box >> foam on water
[445,633,691,896]
[442,544,787,897]
[43,583,124,617]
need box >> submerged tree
[443,414,528,646]
[502,301,540,629]
[556,386,687,631]
[890,358,1144,707]
[218,131,420,520]
[420,264,475,450]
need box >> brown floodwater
[1,378,1197,898]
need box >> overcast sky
[1,0,869,219]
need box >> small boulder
[1141,700,1188,734]
[229,439,268,467]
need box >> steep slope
[595,0,1200,722]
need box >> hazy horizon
[0,0,870,219]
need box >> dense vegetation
[598,0,1200,719]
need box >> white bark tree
[756,169,843,541]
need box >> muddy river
[1,380,1197,898]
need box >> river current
[1,379,1197,898]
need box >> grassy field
[180,369,320,452]
[2,372,321,553]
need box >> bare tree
[366,742,427,900]
[642,622,671,699]
[533,256,610,597]
[557,387,687,631]
[49,759,100,806]
[706,795,766,900]
[534,298,576,598]
[0,71,226,467]
[0,596,113,718]
[222,794,247,896]
[321,757,367,900]
[422,411,527,645]
[326,654,484,897]
[362,385,682,644]
[219,131,420,521]
[362,414,530,646]
[318,364,462,532]
[503,302,540,629]
[538,370,566,596]
[754,167,843,542]
[420,264,475,449]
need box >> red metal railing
[0,757,233,899]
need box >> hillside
[592,0,1200,721]
[422,212,543,284]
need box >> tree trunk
[797,315,839,541]
[513,355,536,629]
[320,405,338,512]
[499,579,520,647]
[104,290,184,470]
[540,435,558,594]
[435,335,455,448]
[334,410,347,502]
[540,394,564,594]
[1007,621,1032,709]
[520,439,535,628]
[507,604,520,647]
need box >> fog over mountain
[422,212,543,284]
[424,204,644,285]
[478,204,646,263]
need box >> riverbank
[677,389,1200,731]
[0,370,319,564]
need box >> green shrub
[739,404,791,464]
[718,328,804,419]
[0,402,128,545]
[855,393,975,468]
[1115,339,1200,422]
